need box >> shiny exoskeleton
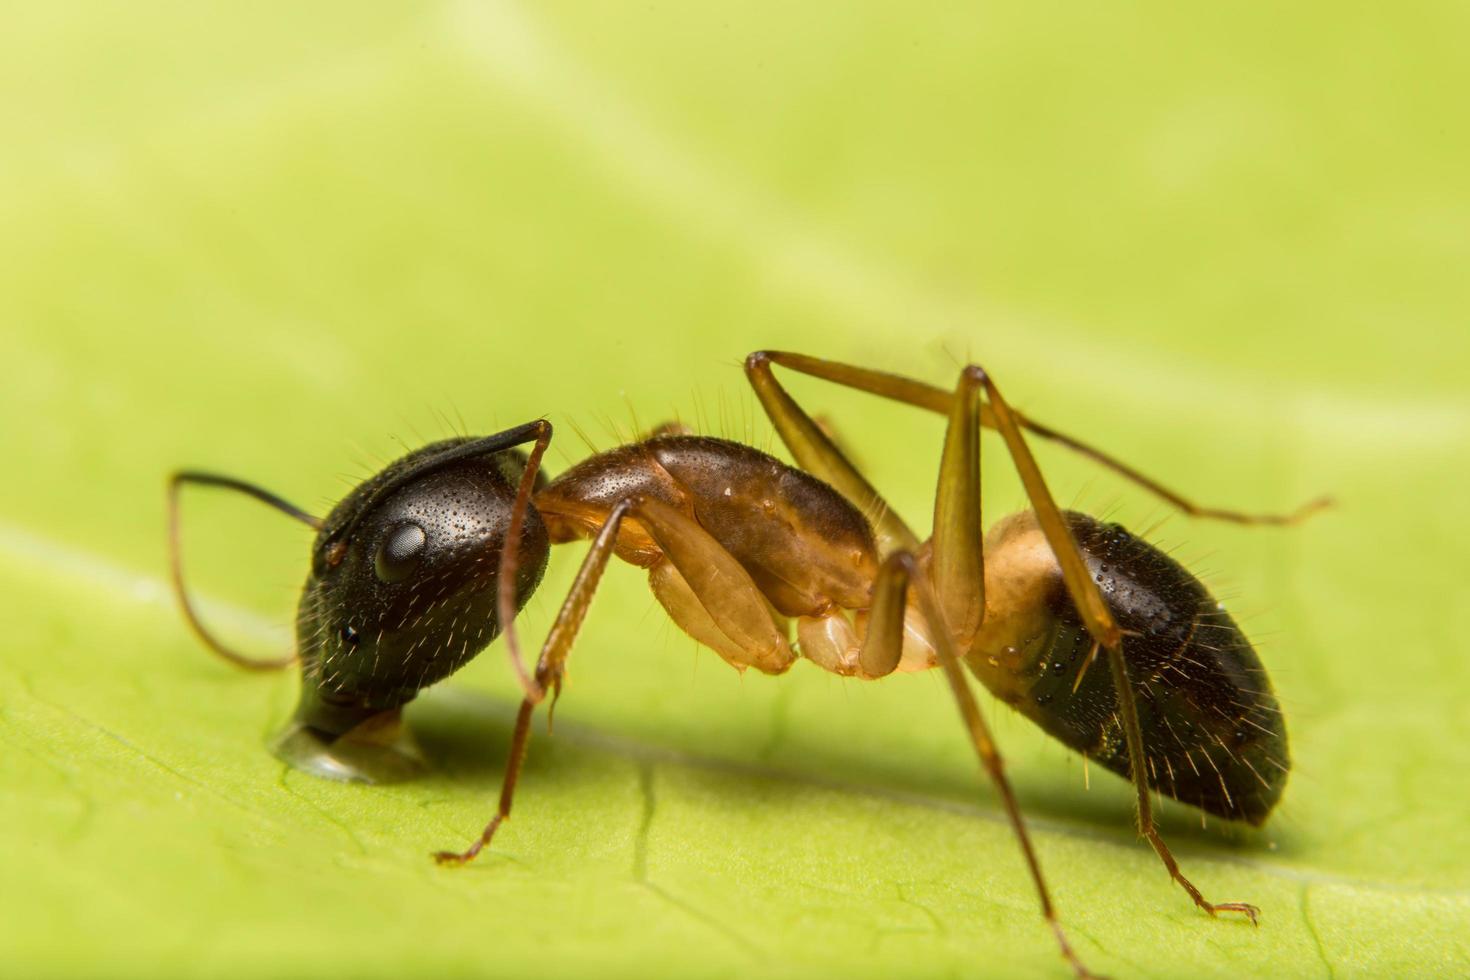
[974,511,1286,825]
[278,439,551,775]
[169,351,1324,979]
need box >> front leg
[433,497,634,865]
[435,493,794,865]
[864,552,1101,979]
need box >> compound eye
[374,522,427,583]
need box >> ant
[168,350,1328,978]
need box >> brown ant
[168,351,1329,978]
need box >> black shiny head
[290,436,550,739]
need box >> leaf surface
[2,3,1468,977]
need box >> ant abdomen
[279,438,551,782]
[971,511,1288,824]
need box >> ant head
[291,437,550,737]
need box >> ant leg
[970,366,1259,923]
[167,471,321,670]
[929,365,985,645]
[858,552,1099,979]
[920,373,1096,974]
[744,354,919,556]
[750,352,1268,916]
[1106,642,1260,923]
[746,351,1264,922]
[746,350,1330,526]
[1006,414,1330,527]
[436,494,792,865]
[792,362,989,670]
[434,497,635,866]
[638,496,795,675]
[489,421,555,701]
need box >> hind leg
[747,350,1263,922]
[745,350,1330,526]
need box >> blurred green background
[2,2,1467,977]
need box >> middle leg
[778,366,1096,975]
[858,551,1099,979]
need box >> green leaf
[3,3,1467,977]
